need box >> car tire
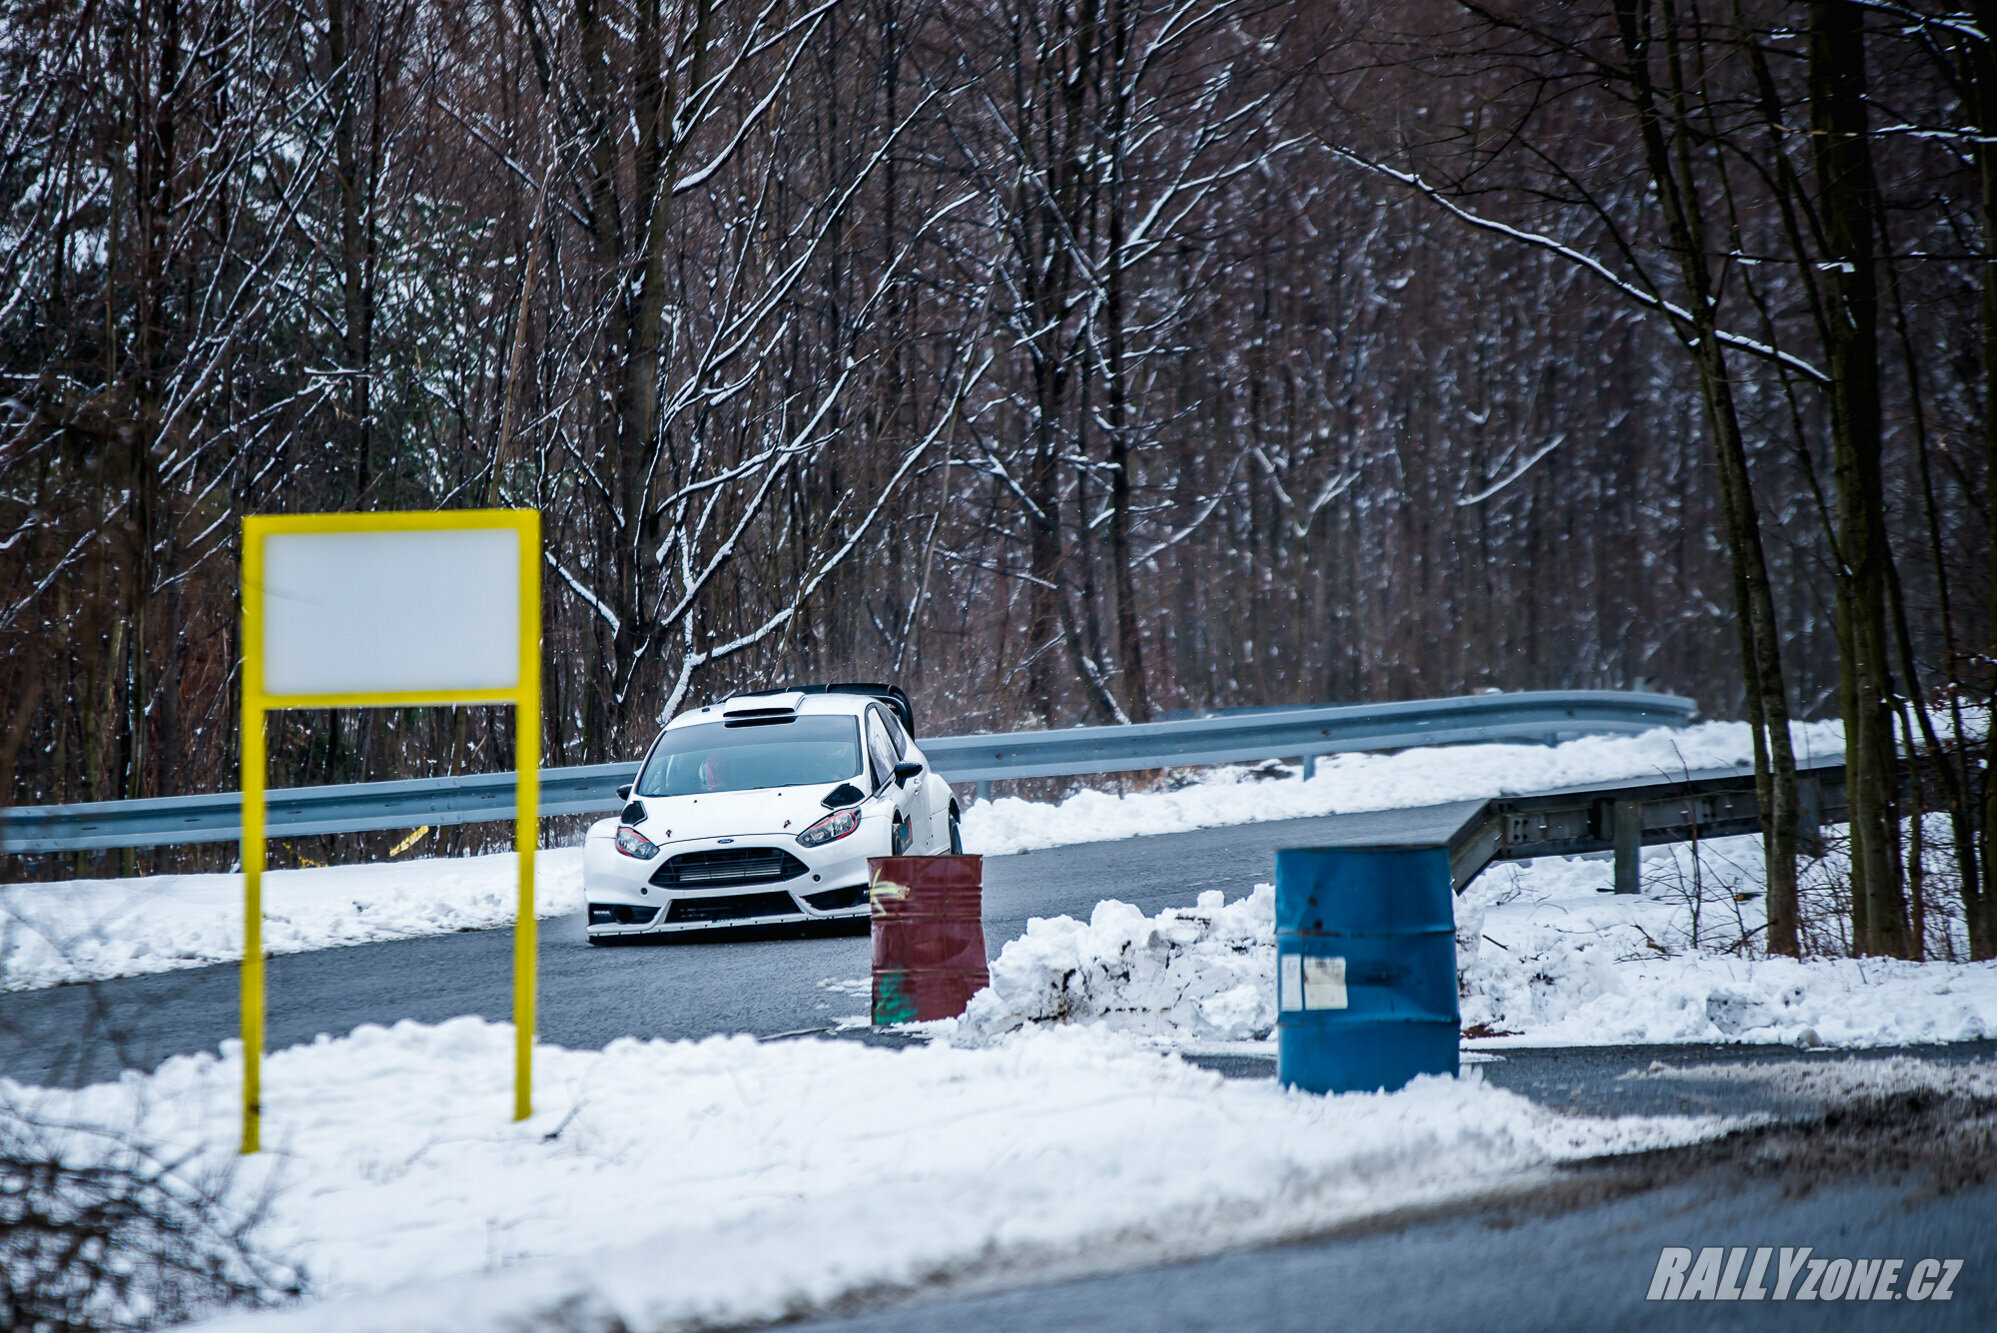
[949,813,963,855]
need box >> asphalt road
[0,798,1482,1087]
[795,1165,1997,1332]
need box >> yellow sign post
[239,510,541,1153]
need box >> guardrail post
[975,779,991,804]
[1301,753,1317,781]
[1613,800,1642,894]
[1796,777,1824,857]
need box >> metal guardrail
[0,690,1695,854]
[1442,755,1847,894]
[926,689,1695,784]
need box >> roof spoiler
[731,681,917,737]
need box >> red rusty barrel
[869,854,987,1023]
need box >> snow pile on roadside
[954,839,1997,1051]
[960,717,1844,855]
[956,887,1275,1044]
[0,1018,1721,1333]
[1456,843,1997,1048]
[0,850,584,992]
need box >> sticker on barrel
[1279,954,1348,1011]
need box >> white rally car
[583,683,960,941]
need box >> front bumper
[581,817,887,936]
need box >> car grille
[650,846,808,889]
[665,891,802,923]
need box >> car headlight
[615,826,660,859]
[796,807,861,847]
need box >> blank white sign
[260,528,522,697]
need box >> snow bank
[2,718,1841,993]
[0,850,584,992]
[0,1019,1719,1333]
[956,838,1997,1051]
[960,717,1844,854]
[1456,841,1997,1048]
[957,887,1275,1044]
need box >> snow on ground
[1455,838,1997,1048]
[1644,1053,1997,1101]
[3,1018,1724,1333]
[955,837,1997,1052]
[959,716,1845,854]
[0,850,584,992]
[2,719,1840,992]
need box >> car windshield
[636,715,864,797]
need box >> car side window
[882,709,908,759]
[865,710,898,790]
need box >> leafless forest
[0,1,1990,956]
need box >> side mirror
[894,761,923,786]
[616,783,633,801]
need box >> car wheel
[949,813,963,855]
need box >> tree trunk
[1103,0,1148,722]
[326,0,373,500]
[572,0,712,753]
[1615,0,1802,954]
[1809,0,1908,956]
[1969,1,1997,961]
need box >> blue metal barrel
[1276,844,1460,1094]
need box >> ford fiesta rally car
[583,684,960,940]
